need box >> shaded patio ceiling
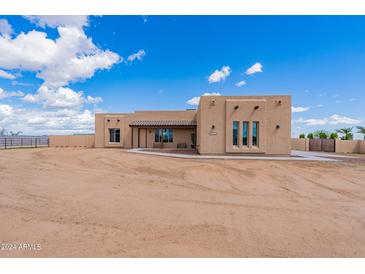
[129,120,197,128]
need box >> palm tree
[336,127,354,140]
[357,126,365,140]
[10,131,22,136]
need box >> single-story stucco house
[95,95,291,155]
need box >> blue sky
[0,16,364,137]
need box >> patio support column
[145,128,148,148]
[138,128,140,148]
[131,127,134,148]
[194,126,197,150]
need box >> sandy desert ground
[1,148,365,257]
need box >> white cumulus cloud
[186,92,221,106]
[0,88,24,99]
[296,114,361,126]
[292,106,310,113]
[38,47,121,88]
[0,30,58,71]
[295,118,327,126]
[208,66,231,83]
[0,106,96,135]
[127,49,146,63]
[235,80,246,87]
[0,16,129,134]
[328,114,361,125]
[0,16,116,122]
[0,19,12,36]
[246,63,263,75]
[24,15,89,30]
[85,95,103,104]
[23,85,88,109]
[0,69,16,79]
[23,85,103,109]
[0,23,121,88]
[0,104,13,120]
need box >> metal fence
[0,136,49,149]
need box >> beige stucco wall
[95,110,197,149]
[225,99,267,153]
[197,95,291,155]
[335,140,359,153]
[49,135,95,148]
[95,95,291,154]
[358,140,365,154]
[196,103,202,152]
[95,113,105,148]
[291,138,365,154]
[141,128,195,149]
[291,138,309,151]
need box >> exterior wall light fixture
[234,105,239,110]
[254,105,259,110]
[276,124,280,129]
[107,119,110,122]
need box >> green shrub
[313,130,329,139]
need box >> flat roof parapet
[129,120,197,127]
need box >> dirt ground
[1,148,365,257]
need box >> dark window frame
[242,121,249,146]
[109,128,120,143]
[252,121,259,147]
[232,121,239,146]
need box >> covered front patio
[129,120,197,150]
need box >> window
[109,128,120,143]
[162,129,173,143]
[252,122,259,146]
[232,121,239,146]
[155,129,162,142]
[242,122,249,146]
[154,128,173,143]
[168,129,173,142]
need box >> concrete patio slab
[127,148,346,161]
[292,150,355,158]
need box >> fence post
[332,139,335,152]
[4,137,6,149]
[35,138,37,148]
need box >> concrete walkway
[292,150,355,159]
[126,149,352,161]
